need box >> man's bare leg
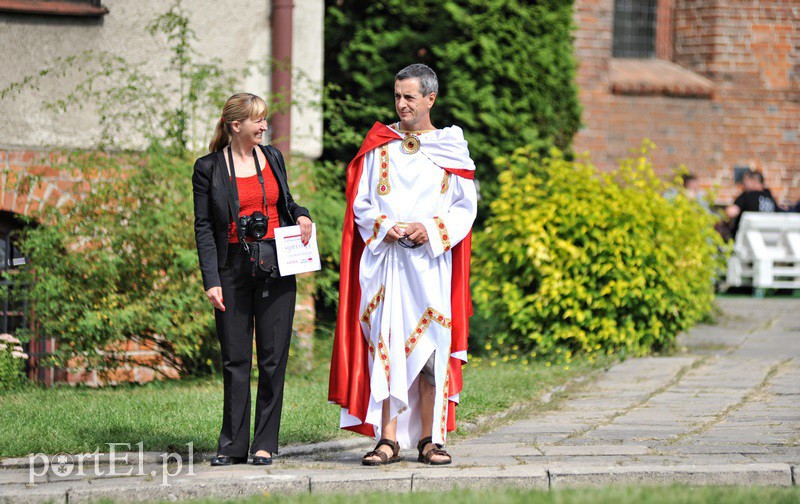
[363,399,398,463]
[418,377,451,463]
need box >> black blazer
[192,145,311,290]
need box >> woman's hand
[297,216,313,246]
[205,287,225,311]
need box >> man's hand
[403,222,429,245]
[383,225,403,243]
[725,204,741,219]
[297,215,313,246]
[205,286,225,311]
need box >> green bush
[13,150,217,376]
[472,143,723,357]
[324,0,581,189]
[301,160,346,312]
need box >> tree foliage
[324,0,581,188]
[13,151,217,376]
[472,143,724,357]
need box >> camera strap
[252,150,269,215]
[225,145,248,251]
[224,145,271,252]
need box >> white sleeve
[423,173,477,258]
[353,150,397,255]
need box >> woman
[193,93,312,466]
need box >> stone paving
[1,297,798,502]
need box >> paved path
[1,298,798,502]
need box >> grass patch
[145,486,800,504]
[0,325,608,458]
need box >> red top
[227,166,281,243]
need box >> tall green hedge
[324,0,581,188]
[472,144,724,357]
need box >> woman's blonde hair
[208,93,269,152]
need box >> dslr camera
[238,211,268,240]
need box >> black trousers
[215,243,296,457]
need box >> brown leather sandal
[417,436,452,465]
[362,438,401,466]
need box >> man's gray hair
[395,64,438,96]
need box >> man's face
[743,175,763,191]
[394,78,435,128]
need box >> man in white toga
[329,64,478,465]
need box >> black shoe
[210,454,247,466]
[252,455,273,466]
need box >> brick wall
[0,149,81,216]
[573,0,800,206]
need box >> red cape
[328,122,474,436]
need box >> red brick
[158,367,181,380]
[135,367,156,383]
[8,150,35,165]
[103,369,134,384]
[67,369,97,386]
[46,188,62,206]
[13,195,27,215]
[129,352,160,367]
[28,165,61,178]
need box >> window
[0,211,27,338]
[613,0,658,58]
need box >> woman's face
[234,116,268,145]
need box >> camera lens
[250,212,268,240]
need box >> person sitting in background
[725,170,780,238]
[682,173,710,212]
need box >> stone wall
[0,0,323,157]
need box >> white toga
[338,125,478,448]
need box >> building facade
[573,0,799,206]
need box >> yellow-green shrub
[472,143,723,357]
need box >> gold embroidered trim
[377,334,390,381]
[365,215,387,246]
[440,171,450,194]
[377,147,391,195]
[440,366,451,439]
[405,307,452,357]
[360,285,385,329]
[433,216,451,253]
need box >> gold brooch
[401,134,420,155]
